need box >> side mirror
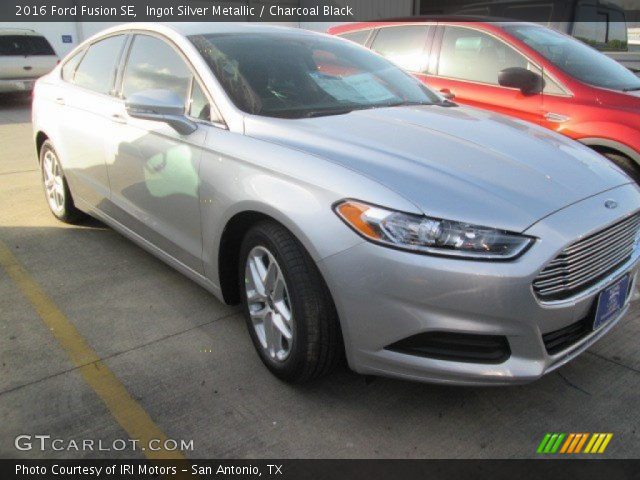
[125,89,197,135]
[498,67,544,95]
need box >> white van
[0,29,59,93]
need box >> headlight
[334,200,533,260]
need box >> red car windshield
[505,25,640,92]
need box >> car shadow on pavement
[1,219,640,458]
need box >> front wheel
[239,220,342,383]
[40,140,84,223]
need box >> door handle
[111,113,127,124]
[55,97,65,105]
[544,112,569,123]
[23,66,33,71]
[439,88,455,100]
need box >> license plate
[593,275,630,330]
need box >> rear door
[0,34,58,80]
[422,25,545,125]
[56,34,128,210]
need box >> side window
[122,35,191,101]
[189,81,210,120]
[503,4,553,23]
[438,26,533,85]
[74,35,126,94]
[339,29,371,46]
[542,74,565,95]
[607,17,628,50]
[61,49,84,82]
[573,5,608,46]
[370,25,429,72]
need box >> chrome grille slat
[561,217,640,256]
[536,253,631,297]
[533,213,640,301]
[534,248,631,293]
[544,222,638,269]
[535,236,635,280]
[535,246,631,287]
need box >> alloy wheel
[244,246,294,362]
[42,150,65,215]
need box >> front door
[419,25,545,126]
[105,34,207,274]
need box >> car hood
[244,105,631,232]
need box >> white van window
[0,35,55,56]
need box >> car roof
[329,17,535,34]
[378,15,518,23]
[105,22,319,38]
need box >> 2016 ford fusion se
[32,23,640,385]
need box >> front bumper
[0,78,36,93]
[318,184,640,385]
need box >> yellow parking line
[0,239,184,460]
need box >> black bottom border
[4,459,640,480]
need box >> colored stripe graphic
[560,434,575,453]
[537,433,552,454]
[574,433,589,453]
[585,433,614,453]
[550,433,565,453]
[537,433,565,454]
[538,433,613,454]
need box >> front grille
[533,213,640,301]
[385,331,510,364]
[542,318,590,355]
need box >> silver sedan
[32,23,640,385]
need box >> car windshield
[504,25,640,92]
[189,32,441,118]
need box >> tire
[239,220,342,383]
[39,140,84,223]
[602,151,640,185]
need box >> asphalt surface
[0,94,639,460]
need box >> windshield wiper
[622,86,640,92]
[276,100,444,119]
[304,107,356,118]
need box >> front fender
[197,131,418,290]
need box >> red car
[328,20,640,182]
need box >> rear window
[0,35,56,56]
